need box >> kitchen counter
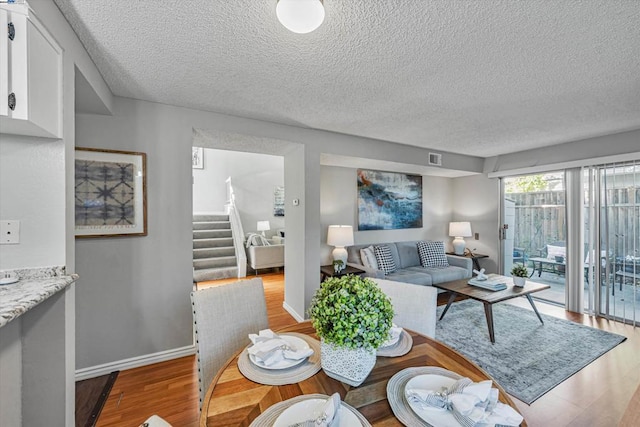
[0,266,78,328]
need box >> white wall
[320,166,454,263]
[193,149,284,237]
[0,137,65,269]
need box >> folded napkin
[288,393,341,427]
[247,329,314,367]
[406,376,524,426]
[380,324,403,348]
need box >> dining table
[199,321,526,426]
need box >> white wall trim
[282,301,305,323]
[75,345,195,381]
[487,152,640,178]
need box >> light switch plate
[0,220,20,244]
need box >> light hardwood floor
[94,272,639,426]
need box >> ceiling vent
[428,153,442,166]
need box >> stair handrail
[225,177,247,278]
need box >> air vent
[428,153,442,166]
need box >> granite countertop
[0,266,79,328]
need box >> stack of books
[468,274,507,291]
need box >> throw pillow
[360,245,378,270]
[417,241,449,268]
[374,245,397,275]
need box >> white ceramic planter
[513,275,526,287]
[320,339,376,386]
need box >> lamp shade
[276,0,325,34]
[449,222,472,237]
[257,221,271,232]
[327,225,354,247]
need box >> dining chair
[191,277,269,408]
[139,414,172,427]
[372,278,438,338]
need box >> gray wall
[192,149,285,237]
[320,165,454,264]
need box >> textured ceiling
[54,0,640,157]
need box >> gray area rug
[435,300,626,404]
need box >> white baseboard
[282,301,305,322]
[75,345,195,381]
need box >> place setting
[237,329,322,385]
[249,392,371,427]
[386,366,524,427]
[376,323,413,357]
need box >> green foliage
[505,175,548,193]
[308,275,394,350]
[511,263,529,278]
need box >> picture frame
[273,186,285,217]
[192,146,204,169]
[357,169,422,230]
[75,147,147,238]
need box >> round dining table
[199,321,526,426]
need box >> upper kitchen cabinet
[0,3,62,139]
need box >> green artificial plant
[308,275,394,350]
[511,263,529,278]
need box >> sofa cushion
[374,245,397,274]
[418,241,449,268]
[385,267,433,286]
[395,241,422,268]
[360,246,378,269]
[423,265,469,283]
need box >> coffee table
[433,276,550,344]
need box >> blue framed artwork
[357,169,422,230]
[75,147,147,238]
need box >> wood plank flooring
[94,273,639,426]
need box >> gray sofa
[347,241,472,286]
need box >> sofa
[245,234,285,272]
[347,240,472,286]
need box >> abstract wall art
[357,169,422,230]
[75,148,147,238]
[273,186,285,217]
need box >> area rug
[75,371,119,427]
[435,300,626,404]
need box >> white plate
[273,399,361,427]
[249,335,310,370]
[379,326,402,348]
[405,374,463,427]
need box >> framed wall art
[75,148,147,238]
[192,146,204,169]
[357,169,422,230]
[273,186,285,217]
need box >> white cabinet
[0,4,62,139]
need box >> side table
[446,252,489,271]
[320,264,366,281]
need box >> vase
[320,339,376,386]
[513,275,526,287]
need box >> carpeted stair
[193,214,238,282]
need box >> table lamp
[327,225,354,266]
[257,220,270,237]
[449,221,472,255]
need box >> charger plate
[249,393,371,427]
[238,333,321,385]
[386,366,463,427]
[377,329,413,357]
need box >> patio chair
[513,247,527,265]
[190,278,269,409]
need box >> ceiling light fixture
[276,0,325,34]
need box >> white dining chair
[191,277,269,408]
[372,278,438,338]
[139,414,172,427]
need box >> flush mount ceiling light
[276,0,325,34]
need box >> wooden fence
[508,188,639,258]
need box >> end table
[320,264,366,281]
[446,252,488,271]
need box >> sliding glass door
[585,161,640,324]
[502,172,566,305]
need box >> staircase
[193,214,238,282]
